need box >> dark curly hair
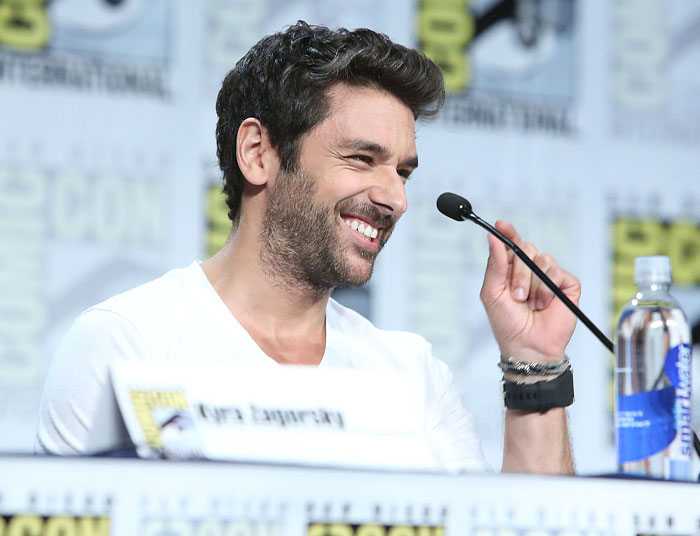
[215,20,445,223]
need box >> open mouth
[341,215,379,242]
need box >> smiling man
[37,22,580,474]
[206,82,418,367]
[246,83,413,299]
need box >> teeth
[343,217,378,240]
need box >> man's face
[260,84,418,293]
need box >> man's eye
[349,155,372,165]
[398,169,412,180]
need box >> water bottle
[615,255,693,480]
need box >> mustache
[335,199,396,230]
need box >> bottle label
[665,343,693,469]
[616,386,676,463]
[616,343,692,465]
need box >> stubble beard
[259,166,395,300]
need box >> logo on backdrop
[0,514,110,536]
[0,0,171,98]
[611,216,700,326]
[0,161,166,432]
[307,523,445,536]
[417,0,577,134]
[611,1,700,143]
[130,390,197,451]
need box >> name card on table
[110,361,438,471]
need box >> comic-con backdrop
[1,0,699,473]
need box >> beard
[259,166,396,298]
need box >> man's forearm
[502,407,573,474]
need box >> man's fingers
[481,233,509,304]
[493,220,520,265]
[529,253,557,310]
[485,233,508,279]
[494,220,522,246]
[485,220,577,311]
[511,242,537,302]
[528,254,582,310]
[489,220,534,303]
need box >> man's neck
[201,228,330,365]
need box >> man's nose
[367,168,408,216]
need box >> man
[36,22,580,473]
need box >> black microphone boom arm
[436,191,700,460]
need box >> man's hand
[480,220,580,474]
[480,220,581,364]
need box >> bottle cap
[634,255,672,284]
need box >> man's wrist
[497,344,569,363]
[502,369,575,412]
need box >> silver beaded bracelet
[498,355,571,376]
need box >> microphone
[436,192,472,221]
[436,192,614,354]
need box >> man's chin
[341,272,372,287]
[341,250,376,286]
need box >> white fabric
[36,262,487,472]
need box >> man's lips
[340,214,380,242]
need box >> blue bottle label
[616,386,676,463]
[616,343,692,464]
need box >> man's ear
[236,118,278,186]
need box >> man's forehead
[319,85,417,150]
[325,83,414,118]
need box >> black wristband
[503,368,574,411]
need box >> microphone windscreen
[436,192,472,221]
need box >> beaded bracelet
[498,355,571,376]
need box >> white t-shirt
[36,262,487,471]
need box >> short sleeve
[35,308,149,455]
[424,346,490,472]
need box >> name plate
[110,361,439,470]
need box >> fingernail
[535,299,545,310]
[514,288,526,301]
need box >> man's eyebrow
[338,138,390,156]
[338,138,419,169]
[402,155,419,170]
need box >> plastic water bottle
[615,255,693,480]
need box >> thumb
[481,233,509,303]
